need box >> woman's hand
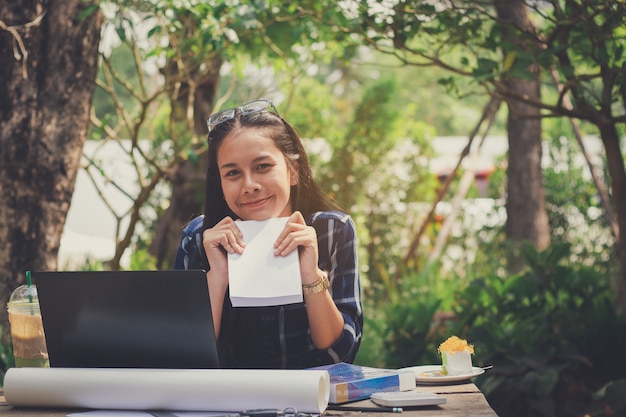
[274,211,320,285]
[202,216,245,277]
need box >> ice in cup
[7,284,49,367]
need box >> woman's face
[217,127,296,221]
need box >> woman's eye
[256,163,273,171]
[223,169,240,177]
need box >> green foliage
[76,257,106,271]
[282,77,345,146]
[380,267,444,369]
[542,135,617,275]
[355,266,444,369]
[356,127,623,414]
[78,3,100,20]
[323,78,405,209]
[129,248,158,270]
[313,79,442,296]
[0,327,14,386]
[449,243,626,417]
[91,43,140,136]
[359,237,623,416]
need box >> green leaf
[472,58,499,82]
[533,367,559,396]
[78,4,99,20]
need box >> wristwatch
[302,271,329,294]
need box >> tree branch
[0,10,46,78]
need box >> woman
[174,99,362,369]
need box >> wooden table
[0,383,498,417]
[325,383,497,417]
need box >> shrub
[450,243,626,417]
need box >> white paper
[228,218,302,307]
[4,368,330,413]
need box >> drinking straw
[26,270,35,315]
[26,271,33,303]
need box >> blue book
[310,362,416,404]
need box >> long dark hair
[202,104,339,231]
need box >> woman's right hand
[202,216,246,275]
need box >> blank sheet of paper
[228,217,302,307]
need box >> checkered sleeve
[174,215,206,271]
[310,211,363,363]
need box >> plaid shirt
[174,210,363,369]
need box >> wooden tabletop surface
[325,383,498,417]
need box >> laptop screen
[33,270,219,369]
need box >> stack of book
[309,362,416,404]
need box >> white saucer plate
[399,365,485,384]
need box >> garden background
[1,1,626,416]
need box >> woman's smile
[240,196,272,209]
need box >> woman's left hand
[274,211,320,285]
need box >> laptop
[33,270,220,369]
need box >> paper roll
[4,367,330,413]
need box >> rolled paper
[4,367,330,413]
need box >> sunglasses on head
[206,99,280,133]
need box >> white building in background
[59,136,606,268]
[429,135,508,174]
[59,141,144,269]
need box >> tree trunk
[596,121,626,314]
[0,0,102,343]
[495,0,551,270]
[149,57,223,269]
